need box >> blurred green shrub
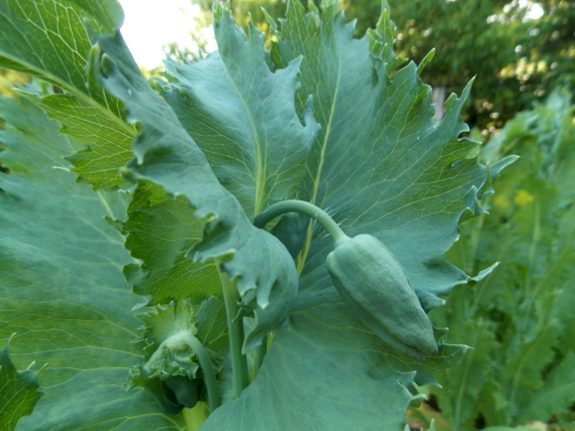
[424,89,575,431]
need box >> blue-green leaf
[161,3,319,216]
[201,2,499,429]
[0,96,183,430]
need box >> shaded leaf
[439,89,575,426]
[0,0,136,189]
[433,316,498,430]
[121,181,220,305]
[520,351,575,423]
[0,96,183,430]
[0,338,42,431]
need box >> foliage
[0,338,42,431]
[507,0,575,106]
[0,67,29,98]
[0,0,511,430]
[428,89,575,430]
[193,0,575,133]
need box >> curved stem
[182,333,221,413]
[254,200,349,246]
[217,265,250,398]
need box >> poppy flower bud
[327,234,438,361]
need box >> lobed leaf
[120,181,221,305]
[0,96,183,430]
[520,351,575,424]
[201,2,505,429]
[0,0,135,189]
[437,89,575,427]
[433,315,499,429]
[161,3,320,217]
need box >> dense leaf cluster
[428,90,575,431]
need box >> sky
[520,0,545,19]
[118,0,545,69]
[118,0,215,69]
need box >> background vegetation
[189,0,574,134]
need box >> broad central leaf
[161,6,319,217]
[201,2,512,430]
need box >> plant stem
[182,333,221,412]
[254,200,349,246]
[217,265,249,398]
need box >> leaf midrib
[219,57,266,218]
[296,52,342,275]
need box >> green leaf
[0,96,183,430]
[433,316,498,429]
[0,0,136,189]
[503,291,560,418]
[202,299,417,431]
[437,89,575,427]
[0,338,42,431]
[121,181,221,305]
[201,1,500,429]
[161,3,320,216]
[479,379,512,427]
[0,0,122,91]
[94,30,299,351]
[552,203,575,354]
[19,91,134,190]
[520,351,575,423]
[273,0,496,309]
[129,299,227,413]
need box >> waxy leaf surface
[199,2,506,430]
[95,30,299,351]
[0,1,514,429]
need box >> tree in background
[191,0,574,134]
[503,0,575,113]
[343,0,528,132]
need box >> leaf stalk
[217,265,250,398]
[183,333,221,412]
